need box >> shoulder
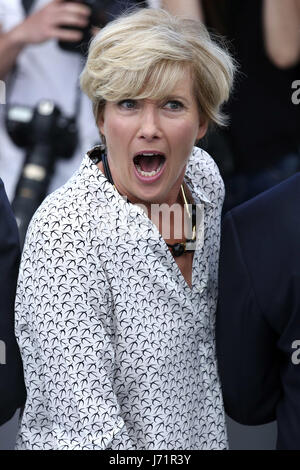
[190,146,222,175]
[186,146,225,206]
[24,169,119,260]
[0,178,19,245]
[24,177,94,250]
[19,181,105,290]
[228,173,300,227]
[0,178,8,206]
[223,173,300,255]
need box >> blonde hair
[80,8,235,127]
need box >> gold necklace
[166,184,197,257]
[89,146,197,257]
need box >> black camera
[5,101,78,247]
[58,0,146,54]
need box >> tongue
[139,155,162,172]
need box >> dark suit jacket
[0,179,26,425]
[217,173,300,450]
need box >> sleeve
[147,1,161,8]
[216,211,281,425]
[15,209,135,450]
[0,0,4,30]
[0,1,24,33]
[0,178,26,425]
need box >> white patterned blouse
[15,146,228,450]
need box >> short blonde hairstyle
[80,8,235,127]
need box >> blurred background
[163,0,300,213]
[1,0,299,450]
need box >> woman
[14,8,234,450]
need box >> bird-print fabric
[15,146,227,450]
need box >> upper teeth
[139,153,161,156]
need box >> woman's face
[98,68,207,206]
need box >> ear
[196,120,208,141]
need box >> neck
[97,159,187,209]
[97,159,194,244]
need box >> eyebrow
[163,95,191,105]
[115,95,191,106]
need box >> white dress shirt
[15,146,228,450]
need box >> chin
[136,185,165,202]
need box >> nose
[137,104,162,141]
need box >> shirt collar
[79,146,213,208]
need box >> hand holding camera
[11,0,92,46]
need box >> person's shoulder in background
[218,173,300,448]
[0,178,26,426]
[226,172,300,239]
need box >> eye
[118,99,137,110]
[164,100,184,111]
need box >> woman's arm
[161,0,204,22]
[0,179,26,425]
[15,210,134,449]
[263,0,300,68]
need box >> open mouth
[133,152,166,177]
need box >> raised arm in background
[161,0,204,22]
[263,0,300,68]
[0,0,91,80]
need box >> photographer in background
[0,0,147,246]
[0,0,100,203]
